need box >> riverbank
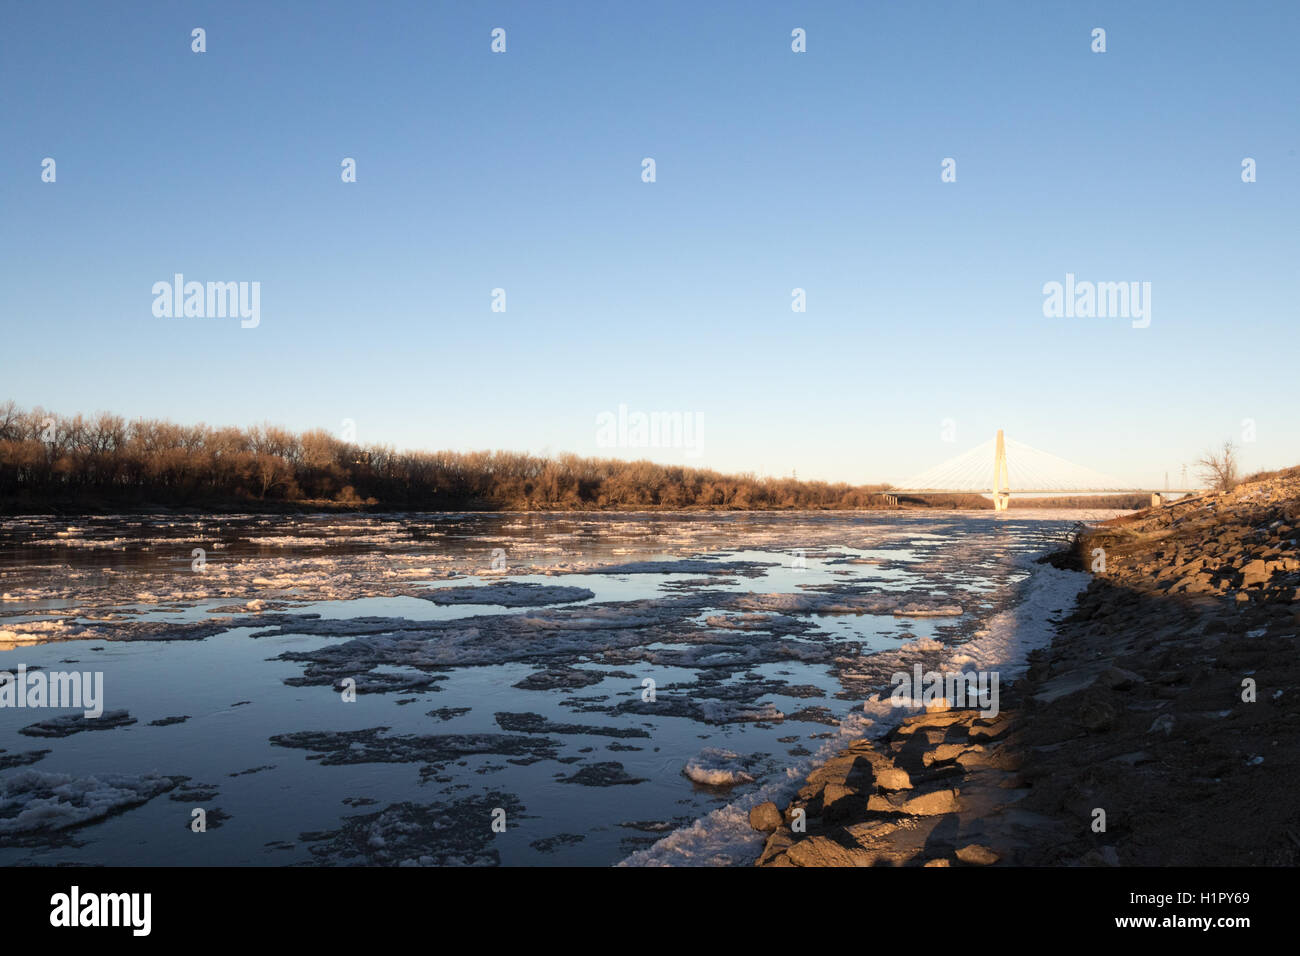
[754,468,1300,866]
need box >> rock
[968,717,1014,741]
[868,793,903,814]
[1102,667,1143,690]
[755,827,794,865]
[899,788,960,816]
[805,754,874,789]
[786,836,877,867]
[1077,699,1118,733]
[923,858,951,867]
[1080,846,1121,866]
[1147,713,1175,736]
[897,711,973,734]
[956,746,1020,771]
[1240,559,1271,587]
[874,766,913,791]
[749,801,783,833]
[922,743,970,767]
[955,843,1000,865]
[821,783,862,822]
[842,819,900,844]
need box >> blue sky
[2,1,1297,487]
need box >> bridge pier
[992,430,1011,512]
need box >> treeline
[0,402,908,512]
[0,403,1151,514]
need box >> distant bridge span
[893,430,1195,511]
[897,489,1200,495]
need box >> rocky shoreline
[753,468,1300,866]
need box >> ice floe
[417,582,595,607]
[0,770,180,839]
[682,748,758,787]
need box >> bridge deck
[893,489,1199,495]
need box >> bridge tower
[992,429,1010,511]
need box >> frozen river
[0,510,1113,866]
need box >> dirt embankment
[753,469,1300,866]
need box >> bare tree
[0,401,19,441]
[1196,440,1239,492]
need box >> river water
[0,510,1112,866]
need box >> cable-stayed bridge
[894,430,1194,511]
